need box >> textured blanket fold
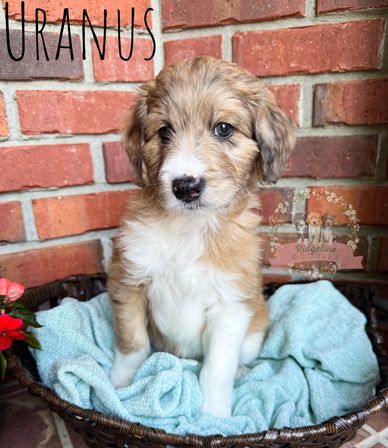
[30,280,379,436]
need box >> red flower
[0,278,25,302]
[0,314,26,350]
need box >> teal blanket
[30,280,379,436]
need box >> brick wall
[0,0,387,288]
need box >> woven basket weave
[4,274,388,448]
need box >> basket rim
[4,275,388,447]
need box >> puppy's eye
[213,122,234,139]
[159,126,172,142]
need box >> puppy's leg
[240,330,266,364]
[110,283,150,388]
[200,303,251,418]
[237,297,268,379]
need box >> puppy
[320,213,335,244]
[108,57,296,418]
[307,212,322,244]
[293,213,308,244]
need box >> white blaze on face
[160,150,206,202]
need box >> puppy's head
[123,57,296,212]
[307,212,322,226]
[322,213,335,227]
[293,213,307,231]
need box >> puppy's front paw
[110,359,136,388]
[110,349,140,388]
[201,395,232,418]
[199,369,232,418]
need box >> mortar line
[0,183,138,203]
[161,12,388,37]
[0,133,122,146]
[0,229,117,256]
[1,89,21,139]
[101,236,113,271]
[380,18,388,72]
[300,84,313,128]
[221,27,233,62]
[305,0,316,19]
[374,132,388,179]
[90,140,108,183]
[0,68,387,91]
[20,198,39,242]
[150,0,164,75]
[0,80,143,90]
[81,25,96,83]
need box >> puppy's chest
[122,219,237,356]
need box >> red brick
[162,0,305,30]
[307,186,388,225]
[0,29,83,80]
[0,92,8,137]
[285,136,378,178]
[317,0,388,13]
[378,237,388,272]
[0,240,103,288]
[256,188,295,224]
[314,79,388,126]
[0,202,25,243]
[164,36,222,66]
[233,20,384,77]
[270,85,300,124]
[3,0,151,27]
[33,190,134,240]
[0,144,93,193]
[93,37,154,82]
[17,91,137,135]
[103,141,139,184]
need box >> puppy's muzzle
[172,176,205,203]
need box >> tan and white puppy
[307,212,322,245]
[108,57,296,418]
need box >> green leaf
[8,308,42,328]
[25,332,42,350]
[0,352,7,379]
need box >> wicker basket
[4,274,388,448]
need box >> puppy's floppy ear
[122,81,155,186]
[249,84,296,184]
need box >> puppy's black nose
[172,176,205,202]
